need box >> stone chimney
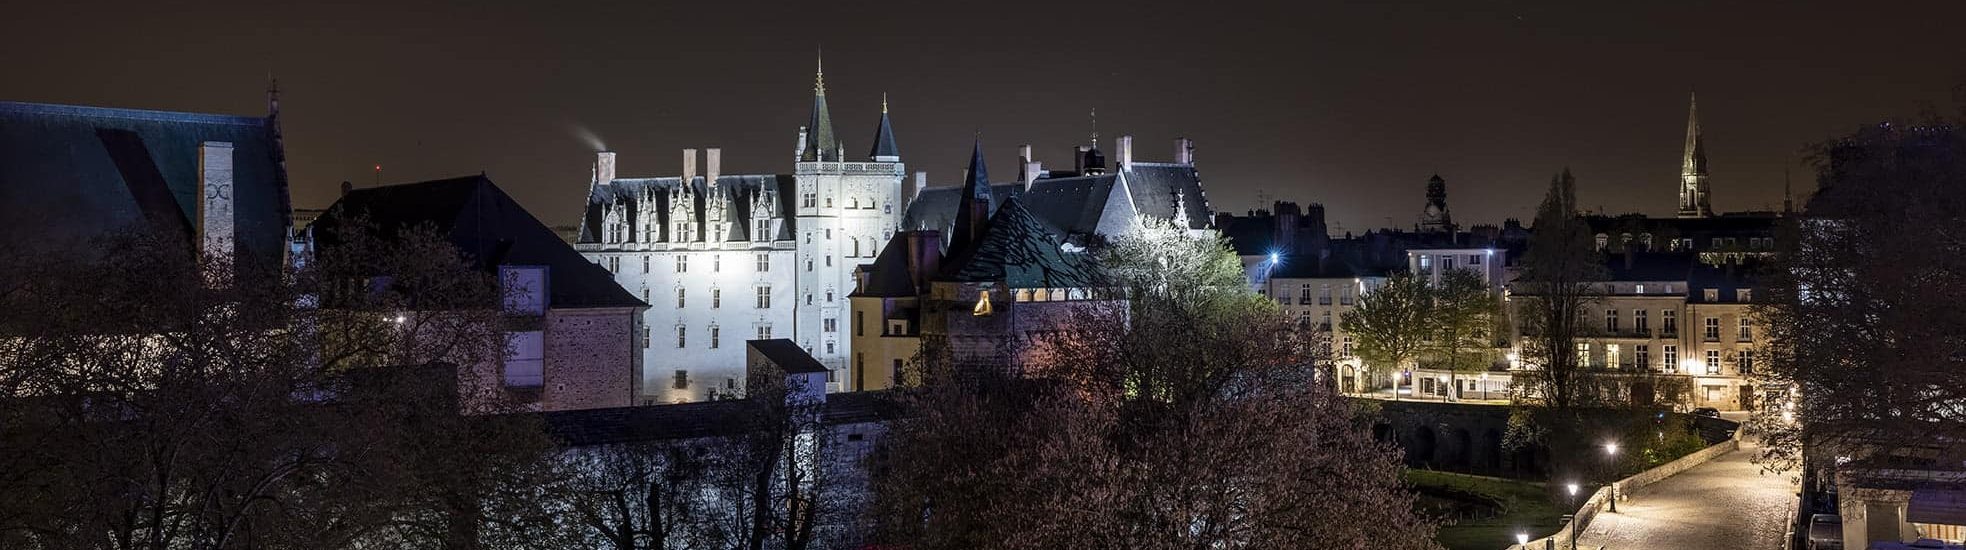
[1073,145,1089,173]
[595,151,617,186]
[1174,137,1194,165]
[905,230,943,294]
[198,141,236,264]
[912,171,927,203]
[682,148,698,185]
[705,148,721,187]
[1117,135,1134,170]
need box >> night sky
[6,0,1963,233]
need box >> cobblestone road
[1575,439,1798,550]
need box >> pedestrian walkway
[1575,438,1796,550]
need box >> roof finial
[814,47,826,95]
[882,92,888,114]
[1089,107,1099,145]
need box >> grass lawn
[1407,470,1566,550]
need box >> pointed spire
[1089,107,1099,145]
[1678,92,1713,218]
[800,51,837,162]
[950,138,993,253]
[869,93,900,161]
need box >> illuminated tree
[1513,169,1606,409]
[1340,273,1434,395]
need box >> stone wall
[544,307,640,411]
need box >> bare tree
[1514,169,1607,409]
[0,225,557,550]
[869,223,1440,549]
[1753,114,1966,472]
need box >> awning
[1909,489,1966,526]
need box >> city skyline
[4,0,1962,233]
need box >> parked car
[1692,407,1721,418]
[1808,513,1843,550]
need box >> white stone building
[576,62,905,403]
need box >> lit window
[1738,318,1752,341]
[1706,350,1721,375]
[1663,345,1678,370]
[973,290,994,316]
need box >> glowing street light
[1604,441,1621,513]
[1565,483,1581,549]
[1516,533,1530,548]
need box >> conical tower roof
[869,93,899,161]
[801,53,837,162]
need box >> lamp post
[1566,483,1580,550]
[1604,442,1621,513]
[1516,532,1530,549]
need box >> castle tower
[1420,174,1453,233]
[790,54,906,389]
[1678,93,1713,218]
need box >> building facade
[576,63,904,402]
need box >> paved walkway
[1576,439,1797,550]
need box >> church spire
[869,92,899,162]
[950,137,992,253]
[800,50,837,162]
[1678,92,1713,218]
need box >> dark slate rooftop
[902,162,1211,245]
[1602,252,1698,282]
[937,196,1098,288]
[315,175,645,309]
[0,101,289,272]
[543,390,904,447]
[749,339,828,374]
[853,232,925,298]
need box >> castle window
[642,255,650,273]
[676,288,686,308]
[1663,345,1678,370]
[824,318,837,332]
[712,288,722,309]
[673,369,688,389]
[757,253,770,272]
[755,286,771,309]
[676,326,687,348]
[709,325,720,349]
[826,289,835,302]
[757,324,772,340]
[1706,350,1721,375]
[676,255,688,273]
[852,239,860,257]
[713,254,721,273]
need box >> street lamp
[1516,532,1530,549]
[1603,442,1621,513]
[1566,483,1580,550]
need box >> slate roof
[901,162,1210,245]
[937,196,1097,288]
[1602,252,1698,282]
[853,232,925,298]
[0,101,290,273]
[869,109,898,160]
[315,175,645,309]
[579,174,797,244]
[543,390,904,447]
[749,339,828,374]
